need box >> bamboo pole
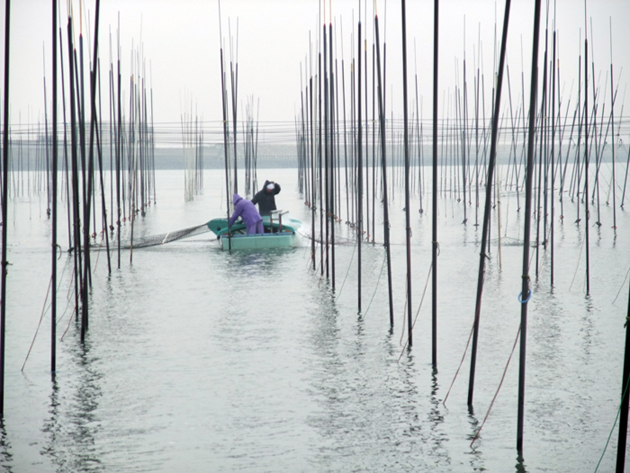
[432,0,439,369]
[323,23,329,280]
[550,18,556,287]
[68,16,83,324]
[609,18,617,231]
[374,12,394,328]
[517,0,542,454]
[0,0,11,415]
[468,0,511,408]
[81,0,101,341]
[218,1,232,251]
[535,26,548,279]
[230,19,239,196]
[583,6,591,295]
[401,0,413,345]
[616,281,630,471]
[116,16,122,268]
[95,59,111,274]
[357,16,363,313]
[329,21,336,290]
[310,71,316,271]
[51,0,58,373]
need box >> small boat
[207,211,301,250]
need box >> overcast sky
[2,0,630,146]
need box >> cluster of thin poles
[296,4,397,333]
[294,0,630,464]
[242,96,260,197]
[180,101,204,201]
[0,0,159,417]
[218,4,237,238]
[217,3,261,248]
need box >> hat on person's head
[266,183,275,191]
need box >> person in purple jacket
[228,193,264,235]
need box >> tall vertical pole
[432,0,439,369]
[220,51,231,251]
[518,0,542,455]
[468,0,512,407]
[116,16,122,269]
[318,45,323,275]
[401,0,413,346]
[374,13,394,328]
[218,3,232,251]
[357,17,363,313]
[230,24,239,196]
[51,0,58,372]
[323,24,329,280]
[329,21,336,290]
[0,0,11,415]
[310,74,316,271]
[609,19,617,232]
[68,18,83,323]
[550,21,556,287]
[309,33,316,272]
[583,7,590,295]
[82,0,101,342]
[616,284,630,472]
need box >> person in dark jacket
[251,180,281,216]
[229,193,264,234]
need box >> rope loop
[518,289,532,304]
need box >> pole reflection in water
[41,336,103,472]
[0,420,13,472]
[466,406,484,471]
[306,286,454,471]
[41,376,60,467]
[66,339,103,471]
[428,374,448,464]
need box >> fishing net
[99,222,212,250]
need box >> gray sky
[2,0,630,146]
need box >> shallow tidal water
[2,166,629,472]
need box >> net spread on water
[95,223,212,250]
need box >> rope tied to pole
[518,289,532,304]
[470,325,522,448]
[593,362,630,472]
[397,263,433,360]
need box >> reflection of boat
[207,211,301,250]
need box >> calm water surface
[2,166,629,472]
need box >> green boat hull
[220,232,295,250]
[207,215,300,250]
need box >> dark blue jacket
[252,180,281,216]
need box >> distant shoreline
[5,141,620,170]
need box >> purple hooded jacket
[228,193,263,234]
